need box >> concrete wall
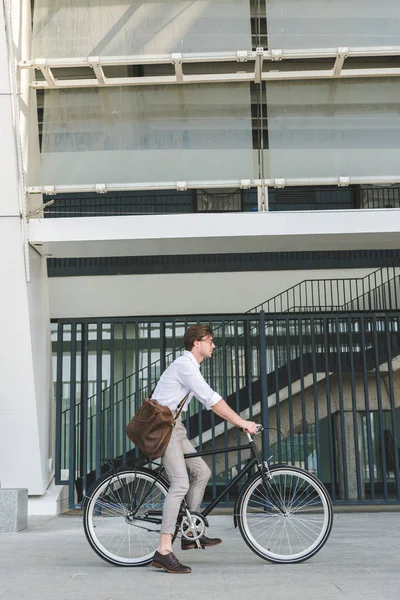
[0,1,53,495]
[48,267,374,318]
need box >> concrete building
[1,0,400,515]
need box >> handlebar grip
[239,424,264,434]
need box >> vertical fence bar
[273,319,281,463]
[221,320,230,501]
[259,311,269,460]
[298,317,308,470]
[336,317,349,500]
[55,322,64,484]
[348,317,363,500]
[286,317,295,464]
[385,315,400,500]
[386,266,393,310]
[133,321,140,459]
[81,323,89,504]
[323,316,336,501]
[95,323,102,479]
[109,322,115,459]
[393,269,399,309]
[160,321,166,375]
[360,316,375,501]
[68,323,77,508]
[209,319,217,501]
[122,321,127,458]
[372,316,388,500]
[317,279,322,311]
[310,317,321,479]
[147,321,152,393]
[244,321,253,421]
[234,321,241,471]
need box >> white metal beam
[28,210,400,259]
[28,66,400,89]
[88,56,106,85]
[332,47,348,77]
[254,47,264,84]
[36,59,56,88]
[21,45,400,89]
[27,175,400,196]
[21,46,400,69]
[172,53,183,83]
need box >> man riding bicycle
[151,324,257,574]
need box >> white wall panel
[48,268,374,318]
[266,0,400,49]
[0,220,52,494]
[0,97,21,216]
[0,3,10,94]
[32,0,251,57]
[266,78,400,179]
[40,84,254,185]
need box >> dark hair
[183,324,213,351]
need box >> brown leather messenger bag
[126,392,190,459]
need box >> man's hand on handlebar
[240,420,258,435]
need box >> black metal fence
[53,310,400,508]
[248,267,400,314]
[43,185,400,218]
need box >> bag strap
[173,392,190,421]
[149,387,190,421]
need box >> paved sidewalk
[0,513,399,600]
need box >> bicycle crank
[180,513,207,542]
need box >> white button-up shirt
[152,350,222,412]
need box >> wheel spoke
[84,470,167,566]
[239,467,332,564]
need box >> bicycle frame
[183,436,262,517]
[98,431,275,525]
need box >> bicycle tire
[237,465,333,564]
[83,468,169,567]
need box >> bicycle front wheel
[237,465,333,564]
[83,468,169,567]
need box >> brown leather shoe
[152,551,192,573]
[181,535,222,551]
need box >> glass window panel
[266,0,400,49]
[197,189,242,211]
[32,0,252,58]
[265,78,400,179]
[40,84,254,185]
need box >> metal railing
[55,312,400,508]
[67,266,400,476]
[248,266,400,314]
[42,186,400,218]
[359,186,400,209]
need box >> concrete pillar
[0,2,54,497]
[334,411,365,500]
[0,489,28,532]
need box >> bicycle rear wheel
[237,465,333,564]
[83,468,169,566]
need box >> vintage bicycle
[83,425,333,566]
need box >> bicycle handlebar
[239,424,263,435]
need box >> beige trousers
[160,415,211,535]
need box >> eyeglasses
[199,338,214,345]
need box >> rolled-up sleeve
[175,359,222,410]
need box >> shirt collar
[184,350,201,369]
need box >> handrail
[247,266,400,314]
[85,266,400,408]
